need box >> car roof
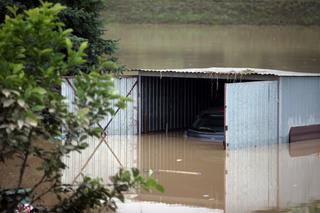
[199,108,224,116]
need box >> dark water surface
[105,24,320,73]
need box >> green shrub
[0,2,162,211]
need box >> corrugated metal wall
[61,79,75,113]
[141,77,224,133]
[279,77,320,143]
[225,81,278,149]
[62,135,137,184]
[61,77,138,185]
[99,77,138,135]
[62,77,138,135]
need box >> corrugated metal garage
[62,67,320,149]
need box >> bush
[0,2,162,212]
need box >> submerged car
[187,108,225,142]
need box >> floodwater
[105,24,320,73]
[62,132,320,212]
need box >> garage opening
[137,68,280,149]
[141,76,230,133]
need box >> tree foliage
[0,0,123,74]
[0,2,162,212]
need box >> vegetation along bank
[103,0,320,25]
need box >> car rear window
[191,113,224,132]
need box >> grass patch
[103,0,320,25]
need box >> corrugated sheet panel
[225,81,278,149]
[61,79,75,112]
[61,135,137,184]
[61,77,138,185]
[279,77,320,143]
[226,144,278,213]
[141,77,224,133]
[62,77,138,135]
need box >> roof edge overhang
[62,67,320,80]
[134,70,279,81]
[130,67,320,80]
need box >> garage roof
[133,67,320,77]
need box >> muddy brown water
[2,134,320,212]
[105,24,320,73]
[59,132,320,212]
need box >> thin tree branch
[17,150,29,189]
[30,173,47,194]
[31,181,57,205]
[12,130,33,208]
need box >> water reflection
[137,132,225,210]
[106,24,320,73]
[62,133,320,212]
[117,201,223,213]
[278,140,320,211]
[226,144,278,212]
[289,139,320,157]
